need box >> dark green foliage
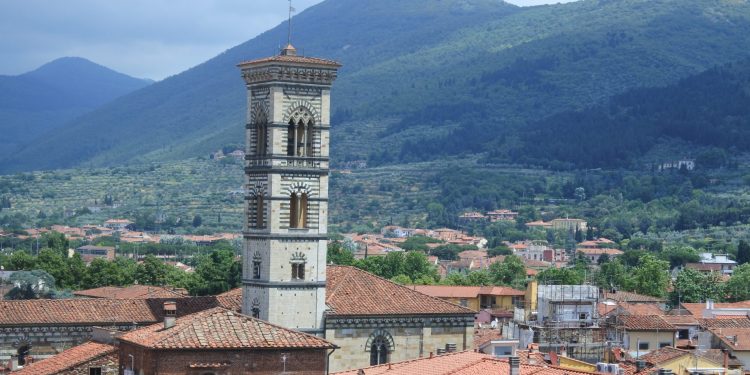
[189,248,242,296]
[327,241,356,266]
[353,251,438,284]
[4,270,59,299]
[738,240,750,265]
[670,268,724,305]
[488,255,526,289]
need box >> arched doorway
[17,344,30,366]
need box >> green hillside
[0,57,152,159]
[4,0,750,172]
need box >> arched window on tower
[287,119,296,156]
[255,122,267,156]
[291,252,306,280]
[370,336,389,366]
[289,192,308,229]
[255,194,265,229]
[296,119,306,156]
[305,120,314,156]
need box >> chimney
[636,359,647,372]
[509,356,520,375]
[658,369,673,375]
[723,348,729,370]
[429,352,433,358]
[163,301,177,329]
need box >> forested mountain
[500,59,750,169]
[4,0,750,172]
[0,57,152,159]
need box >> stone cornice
[324,314,475,329]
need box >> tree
[327,242,355,265]
[632,254,670,298]
[489,255,526,288]
[192,215,202,227]
[5,251,36,270]
[536,267,584,285]
[5,270,57,299]
[190,249,241,295]
[670,268,724,305]
[595,259,630,291]
[135,255,171,285]
[660,246,700,269]
[738,240,750,265]
[725,264,750,302]
[597,253,610,265]
[391,274,412,284]
[36,249,72,288]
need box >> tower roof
[238,46,341,68]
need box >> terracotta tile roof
[638,346,689,365]
[602,291,665,303]
[332,351,595,375]
[701,349,744,367]
[12,341,116,375]
[218,287,242,297]
[708,327,750,350]
[618,315,675,331]
[238,54,341,68]
[326,265,474,316]
[661,315,699,326]
[0,296,240,326]
[73,285,187,299]
[120,307,334,350]
[699,317,750,328]
[681,301,750,316]
[619,302,665,316]
[409,285,525,299]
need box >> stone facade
[118,344,327,375]
[325,315,474,373]
[0,325,129,363]
[239,46,340,334]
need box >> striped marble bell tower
[238,44,341,334]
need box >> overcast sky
[0,0,579,81]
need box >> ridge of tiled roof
[0,295,240,326]
[699,317,750,328]
[12,341,115,375]
[326,265,474,316]
[218,287,242,297]
[618,315,675,331]
[73,285,187,299]
[119,307,334,350]
[602,290,665,303]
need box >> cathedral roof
[12,341,116,375]
[119,307,334,350]
[0,295,240,326]
[325,265,474,317]
[73,284,187,299]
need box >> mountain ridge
[4,0,750,172]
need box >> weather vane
[287,0,296,46]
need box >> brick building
[117,306,334,375]
[0,296,240,365]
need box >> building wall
[625,330,675,353]
[118,343,328,375]
[0,325,112,362]
[437,297,480,311]
[325,319,474,373]
[659,356,724,375]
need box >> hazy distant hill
[0,57,152,159]
[4,0,750,172]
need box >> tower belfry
[238,45,340,333]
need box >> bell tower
[238,44,340,334]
